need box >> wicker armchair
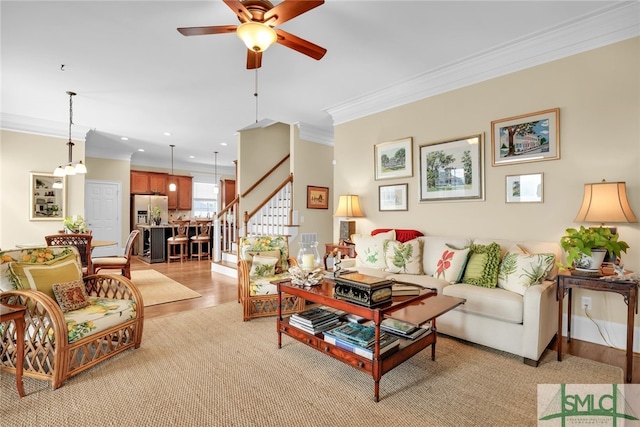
[237,235,304,321]
[0,246,144,390]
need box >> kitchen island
[136,224,172,263]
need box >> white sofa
[342,232,561,365]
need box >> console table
[276,278,465,401]
[0,303,26,397]
[556,273,638,383]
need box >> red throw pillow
[371,229,424,243]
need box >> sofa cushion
[9,252,83,300]
[462,242,501,288]
[442,283,524,323]
[421,236,472,276]
[498,247,555,295]
[353,230,395,269]
[433,245,470,283]
[383,238,424,274]
[52,279,91,312]
[249,272,291,296]
[240,236,289,272]
[249,255,279,278]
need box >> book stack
[380,318,431,340]
[323,322,399,360]
[391,283,423,296]
[289,307,341,334]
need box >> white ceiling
[1,1,638,176]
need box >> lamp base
[339,221,356,243]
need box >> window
[192,181,217,218]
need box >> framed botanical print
[374,137,413,180]
[419,134,484,202]
[506,173,543,203]
[379,184,408,211]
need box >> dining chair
[167,220,190,263]
[91,230,139,279]
[190,219,212,261]
[45,233,93,276]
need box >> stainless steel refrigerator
[131,195,169,227]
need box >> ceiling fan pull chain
[254,67,259,123]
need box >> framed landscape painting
[419,134,484,202]
[491,108,560,166]
[506,173,543,203]
[307,186,329,209]
[374,137,413,180]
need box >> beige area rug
[1,302,622,427]
[129,269,201,307]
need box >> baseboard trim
[561,313,640,353]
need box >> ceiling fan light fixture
[237,21,277,52]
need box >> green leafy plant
[63,215,86,233]
[559,226,629,269]
[151,206,163,221]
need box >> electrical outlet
[581,296,592,311]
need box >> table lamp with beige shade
[334,194,365,244]
[573,179,637,266]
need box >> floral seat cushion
[64,297,137,343]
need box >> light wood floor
[132,256,640,383]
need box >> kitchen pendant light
[53,91,87,176]
[213,151,219,194]
[169,144,177,192]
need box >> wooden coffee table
[276,278,465,401]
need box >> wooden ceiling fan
[178,0,327,69]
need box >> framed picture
[307,185,329,209]
[30,172,66,221]
[506,173,543,203]
[374,137,413,180]
[419,134,484,202]
[491,108,560,166]
[379,183,408,211]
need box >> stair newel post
[213,216,221,262]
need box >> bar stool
[190,219,212,261]
[167,220,190,263]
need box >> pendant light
[54,91,87,176]
[213,151,219,194]
[169,144,177,192]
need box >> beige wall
[0,130,86,248]
[334,38,639,332]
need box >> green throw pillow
[462,242,501,288]
[9,252,83,300]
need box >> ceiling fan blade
[275,29,326,61]
[177,25,237,36]
[264,0,324,26]
[223,0,252,22]
[246,50,263,69]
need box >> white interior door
[85,180,121,257]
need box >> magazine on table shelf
[380,318,431,340]
[323,330,399,360]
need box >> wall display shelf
[276,278,465,401]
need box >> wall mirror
[30,172,66,221]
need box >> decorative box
[334,273,393,307]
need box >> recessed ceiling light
[220,142,228,146]
[138,148,145,152]
[121,136,129,141]
[163,132,171,136]
[189,155,195,159]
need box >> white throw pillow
[384,238,424,275]
[432,245,470,283]
[353,230,395,270]
[497,246,555,295]
[249,255,279,279]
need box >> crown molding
[1,112,90,141]
[296,122,334,146]
[326,2,640,125]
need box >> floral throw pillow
[249,255,279,279]
[384,238,424,275]
[52,279,91,313]
[433,245,470,283]
[462,242,502,288]
[498,246,556,295]
[352,231,395,270]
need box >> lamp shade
[334,195,364,218]
[574,181,637,224]
[236,21,277,52]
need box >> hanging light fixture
[236,21,277,53]
[213,151,219,194]
[54,91,87,176]
[169,144,177,192]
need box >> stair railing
[243,173,294,237]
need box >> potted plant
[559,226,630,271]
[63,215,87,233]
[151,206,163,225]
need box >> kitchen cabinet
[130,171,168,195]
[168,175,193,210]
[221,179,236,208]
